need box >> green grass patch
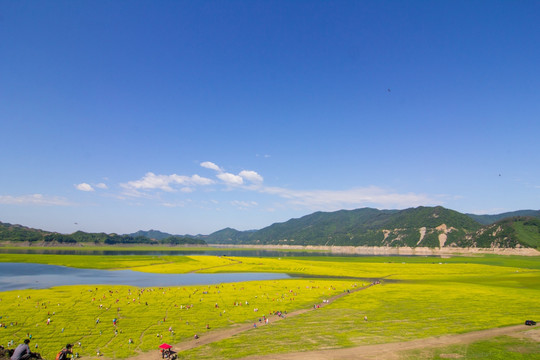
[0,254,231,272]
[399,329,540,359]
[180,279,540,359]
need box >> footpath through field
[121,282,537,360]
[241,324,538,359]
[122,281,375,360]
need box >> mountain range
[1,207,539,249]
[201,207,540,249]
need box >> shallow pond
[0,263,290,291]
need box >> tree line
[0,222,206,246]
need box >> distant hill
[129,229,177,240]
[463,216,540,248]
[466,210,540,225]
[203,227,254,244]
[2,206,539,249]
[0,221,49,242]
[0,222,206,246]
[206,206,540,249]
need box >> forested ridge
[203,206,540,249]
[2,206,539,249]
[0,223,206,246]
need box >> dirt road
[124,322,536,360]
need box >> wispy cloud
[217,172,244,186]
[121,172,214,196]
[468,207,507,215]
[76,182,109,191]
[161,200,191,208]
[75,183,94,192]
[201,161,263,187]
[239,170,263,184]
[231,200,258,209]
[0,194,73,206]
[117,162,437,211]
[259,185,436,211]
[200,161,222,172]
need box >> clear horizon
[1,1,539,235]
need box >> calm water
[0,263,290,291]
[0,248,334,257]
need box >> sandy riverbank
[210,244,540,256]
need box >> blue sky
[1,1,539,235]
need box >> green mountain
[129,229,177,240]
[466,210,540,225]
[203,227,252,244]
[206,206,540,249]
[0,222,206,246]
[460,216,540,248]
[0,221,49,242]
[2,206,539,249]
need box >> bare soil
[212,244,540,256]
[241,324,538,360]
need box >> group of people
[6,339,73,360]
[160,348,176,359]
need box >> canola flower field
[1,251,539,359]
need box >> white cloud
[123,173,174,191]
[201,161,222,172]
[239,170,263,184]
[217,172,244,186]
[189,174,215,185]
[201,161,262,186]
[117,164,436,213]
[75,183,94,192]
[162,202,186,208]
[259,186,435,211]
[0,194,72,206]
[120,172,214,196]
[231,200,258,209]
[95,183,108,189]
[468,207,506,215]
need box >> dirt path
[121,283,374,360]
[118,282,536,360]
[241,324,538,360]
